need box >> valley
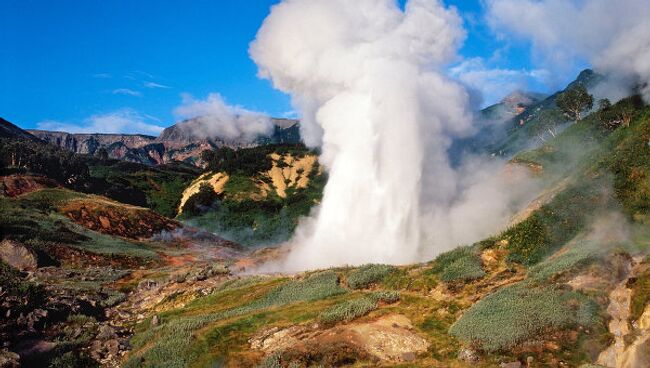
[1,69,649,367]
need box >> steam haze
[251,0,537,270]
[485,0,650,102]
[174,93,274,143]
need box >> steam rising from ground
[174,93,273,142]
[485,0,650,102]
[251,0,536,271]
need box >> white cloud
[173,93,273,142]
[485,0,650,101]
[449,57,548,107]
[37,109,165,136]
[144,81,171,89]
[112,88,142,97]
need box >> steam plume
[485,0,650,102]
[251,0,535,270]
[174,93,273,143]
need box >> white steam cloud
[485,0,650,101]
[174,93,273,143]
[37,109,165,136]
[251,0,536,270]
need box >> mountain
[29,118,301,166]
[0,117,40,141]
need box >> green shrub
[449,284,600,352]
[183,183,220,216]
[630,268,650,322]
[318,291,400,325]
[347,264,396,289]
[430,246,485,282]
[527,241,602,282]
[319,297,377,325]
[502,182,607,266]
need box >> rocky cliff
[28,118,301,166]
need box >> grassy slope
[0,188,162,262]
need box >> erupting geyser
[250,0,477,270]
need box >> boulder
[0,240,37,271]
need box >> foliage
[557,85,594,122]
[319,296,378,325]
[318,291,400,325]
[630,267,650,322]
[0,190,158,260]
[183,183,220,216]
[598,106,650,222]
[597,95,644,131]
[430,246,486,282]
[202,144,309,176]
[501,182,607,265]
[346,264,396,289]
[0,138,90,187]
[88,160,199,217]
[527,241,603,282]
[48,351,99,368]
[449,284,600,352]
[182,168,325,246]
[0,260,45,311]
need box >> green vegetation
[125,271,346,368]
[630,266,650,322]
[499,182,608,266]
[0,137,91,188]
[527,241,603,282]
[318,291,400,325]
[201,144,310,176]
[0,189,158,260]
[346,264,396,289]
[88,160,200,218]
[0,260,45,312]
[556,85,594,123]
[429,246,485,282]
[449,283,600,352]
[182,164,325,246]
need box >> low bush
[429,246,485,282]
[347,264,396,289]
[318,291,400,325]
[319,297,377,325]
[449,284,600,352]
[527,241,603,282]
[630,268,650,322]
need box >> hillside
[1,71,650,368]
[178,144,325,246]
[119,94,650,368]
[29,118,301,166]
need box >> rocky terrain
[29,118,301,166]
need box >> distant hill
[0,117,40,141]
[29,118,301,166]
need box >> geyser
[251,0,508,270]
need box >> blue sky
[1,0,582,135]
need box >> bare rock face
[0,175,59,197]
[0,240,37,272]
[250,314,429,365]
